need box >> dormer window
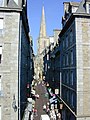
[89,4,90,13]
[0,0,4,7]
[86,3,90,14]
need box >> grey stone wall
[0,12,20,120]
[76,17,90,119]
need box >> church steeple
[39,6,46,37]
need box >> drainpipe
[18,16,22,120]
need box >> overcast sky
[27,0,81,55]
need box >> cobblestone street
[33,82,49,120]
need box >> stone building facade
[43,29,60,90]
[0,0,33,120]
[59,0,90,120]
[43,0,90,119]
[43,29,60,114]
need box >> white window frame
[86,3,90,14]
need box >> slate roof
[70,2,80,7]
[76,0,86,13]
[8,0,19,8]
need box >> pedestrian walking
[46,108,50,115]
[33,108,38,116]
[43,104,46,110]
[57,113,61,120]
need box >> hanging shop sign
[55,89,59,95]
[49,95,57,104]
[51,104,54,110]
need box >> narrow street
[33,82,49,120]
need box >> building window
[66,53,69,66]
[71,93,74,107]
[0,76,1,91]
[0,46,2,64]
[63,39,65,49]
[89,4,90,13]
[70,30,73,44]
[71,71,74,85]
[66,72,69,84]
[0,19,3,34]
[0,0,4,7]
[66,90,69,102]
[63,55,65,66]
[66,35,68,48]
[71,50,73,65]
[62,72,65,83]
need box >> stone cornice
[0,7,22,12]
[59,13,90,38]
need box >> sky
[27,0,80,55]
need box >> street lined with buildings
[1,0,90,120]
[33,82,49,120]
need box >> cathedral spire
[39,6,46,37]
